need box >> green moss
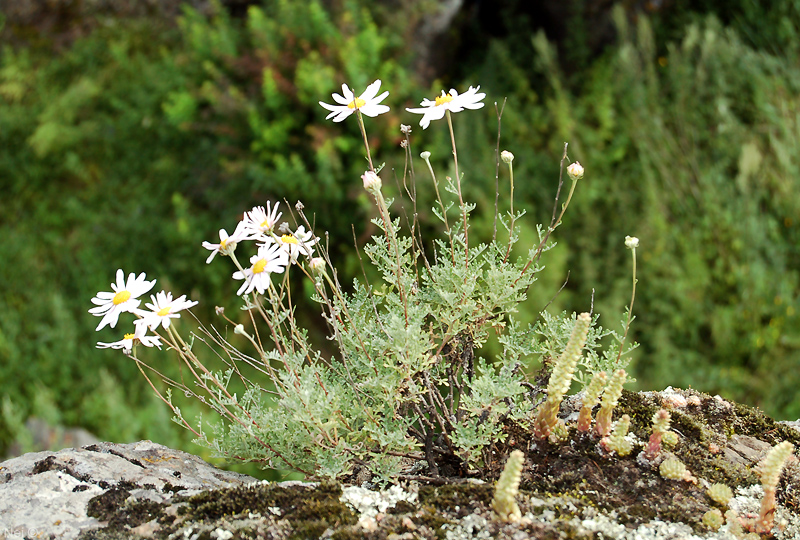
[419,483,494,514]
[185,481,357,538]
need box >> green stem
[356,110,375,171]
[616,247,637,362]
[445,110,469,272]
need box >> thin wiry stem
[445,110,469,272]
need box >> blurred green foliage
[474,7,800,418]
[2,0,800,469]
[0,0,419,467]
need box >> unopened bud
[234,324,246,335]
[310,257,326,272]
[362,170,382,192]
[501,150,514,163]
[567,161,584,180]
[420,151,431,160]
[625,236,639,249]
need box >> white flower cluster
[202,201,319,296]
[318,79,486,130]
[89,269,197,352]
[90,199,319,353]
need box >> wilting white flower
[202,220,250,264]
[241,202,282,240]
[232,243,289,296]
[97,323,162,352]
[400,124,412,134]
[567,161,584,181]
[406,86,486,129]
[625,236,640,249]
[319,79,390,123]
[135,290,199,331]
[501,150,514,163]
[272,225,319,263]
[362,170,382,192]
[89,270,156,331]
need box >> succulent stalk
[594,369,627,437]
[492,450,525,522]
[577,371,607,432]
[756,440,795,534]
[534,313,592,438]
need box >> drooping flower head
[89,269,156,331]
[136,290,199,331]
[96,322,162,353]
[319,79,390,123]
[406,86,486,129]
[202,220,250,264]
[241,202,283,240]
[232,243,289,296]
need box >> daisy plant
[407,85,486,268]
[93,79,640,485]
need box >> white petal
[360,104,390,117]
[360,79,383,102]
[319,101,341,112]
[331,92,350,105]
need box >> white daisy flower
[319,79,390,123]
[89,269,156,331]
[271,226,319,264]
[232,243,289,296]
[406,85,486,129]
[202,220,250,264]
[241,202,283,240]
[97,323,162,352]
[136,290,199,331]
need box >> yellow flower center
[112,290,131,305]
[253,259,268,274]
[281,234,299,244]
[435,94,454,106]
[157,306,172,317]
[124,333,135,340]
[220,238,228,249]
[260,220,271,229]
[348,97,366,109]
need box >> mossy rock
[76,388,800,540]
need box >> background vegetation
[2,0,799,474]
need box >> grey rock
[0,440,256,540]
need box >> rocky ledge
[1,388,800,540]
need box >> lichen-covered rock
[2,389,800,540]
[0,440,256,539]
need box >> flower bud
[234,324,246,335]
[420,151,431,160]
[501,150,514,163]
[625,236,639,249]
[567,161,584,181]
[309,257,326,273]
[362,170,382,192]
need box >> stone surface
[0,440,256,540]
[1,389,800,540]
